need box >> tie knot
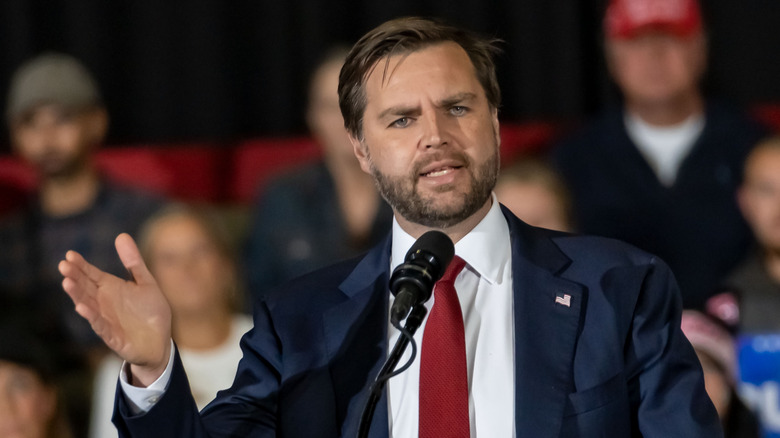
[439,255,466,285]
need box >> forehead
[362,42,482,105]
[151,214,208,238]
[608,31,701,51]
[0,360,40,379]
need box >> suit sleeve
[626,257,723,437]
[112,300,281,438]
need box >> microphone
[389,230,454,326]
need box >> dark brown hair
[338,17,502,139]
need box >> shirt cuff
[118,340,176,415]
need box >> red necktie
[419,255,469,438]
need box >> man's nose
[420,112,447,150]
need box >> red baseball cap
[604,0,702,39]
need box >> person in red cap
[552,0,767,310]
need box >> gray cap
[6,52,102,122]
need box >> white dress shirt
[388,195,515,437]
[121,195,516,437]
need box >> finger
[62,276,100,313]
[59,256,90,284]
[86,310,110,337]
[65,250,107,285]
[60,254,109,301]
[115,233,156,286]
[73,301,101,326]
[60,261,97,302]
[58,258,80,282]
[60,274,84,303]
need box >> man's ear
[349,133,372,174]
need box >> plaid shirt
[0,181,165,348]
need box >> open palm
[59,233,172,384]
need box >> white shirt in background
[92,315,253,438]
[625,111,705,187]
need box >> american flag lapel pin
[555,292,571,308]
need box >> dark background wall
[1,0,778,153]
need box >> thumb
[115,233,155,285]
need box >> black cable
[357,304,427,438]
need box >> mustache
[411,151,470,176]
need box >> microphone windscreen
[405,230,454,283]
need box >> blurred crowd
[1,0,779,437]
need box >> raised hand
[59,233,172,386]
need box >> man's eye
[450,106,468,116]
[391,117,410,128]
[53,111,76,124]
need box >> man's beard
[367,145,499,229]
[34,148,88,179]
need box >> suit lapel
[322,236,391,438]
[503,207,585,438]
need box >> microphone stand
[357,304,428,438]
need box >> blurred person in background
[0,305,75,438]
[0,53,165,353]
[90,204,252,437]
[552,0,766,310]
[244,45,392,299]
[723,136,780,333]
[681,307,762,437]
[494,158,573,232]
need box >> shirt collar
[390,193,511,285]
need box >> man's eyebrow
[377,105,420,120]
[437,92,477,108]
[377,93,479,120]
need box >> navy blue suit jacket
[113,207,722,437]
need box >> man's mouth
[421,166,460,177]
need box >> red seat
[0,155,37,190]
[95,144,228,202]
[499,121,561,164]
[752,103,780,133]
[228,137,322,204]
[0,143,227,206]
[0,156,36,216]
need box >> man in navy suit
[59,17,721,437]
